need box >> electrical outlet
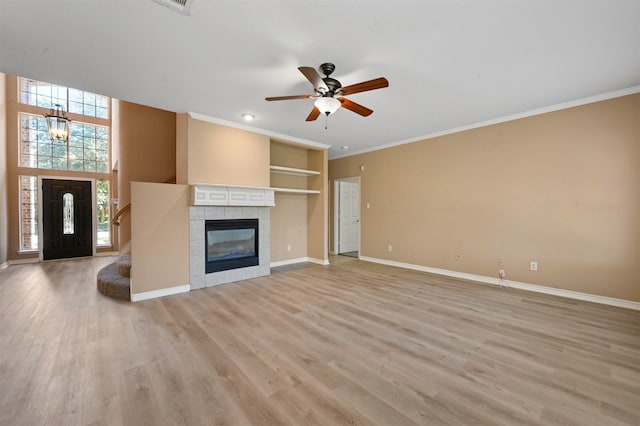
[499,269,506,279]
[387,245,393,252]
[530,261,538,271]
[286,244,291,252]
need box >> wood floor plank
[1,256,638,425]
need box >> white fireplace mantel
[191,184,275,207]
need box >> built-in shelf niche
[269,164,320,194]
[269,165,320,177]
[271,187,320,194]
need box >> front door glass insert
[63,192,74,234]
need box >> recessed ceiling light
[341,145,349,150]
[241,113,255,121]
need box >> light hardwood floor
[0,256,638,425]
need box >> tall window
[17,77,112,250]
[19,176,38,251]
[96,180,111,246]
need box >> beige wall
[308,149,328,261]
[130,181,189,294]
[0,73,7,265]
[116,100,176,245]
[271,193,309,262]
[329,94,640,302]
[181,117,270,187]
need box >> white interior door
[338,180,360,253]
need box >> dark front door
[42,179,93,260]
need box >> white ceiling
[1,1,639,159]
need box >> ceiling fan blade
[299,66,329,92]
[340,77,389,96]
[338,97,373,117]
[265,94,311,101]
[305,106,321,121]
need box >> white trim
[359,256,640,311]
[192,184,275,207]
[95,251,118,257]
[270,257,309,268]
[188,112,331,151]
[331,86,640,160]
[131,284,191,302]
[333,180,339,255]
[1,262,9,270]
[270,257,330,268]
[308,257,330,266]
[272,187,320,194]
[7,258,40,265]
[334,177,361,255]
[17,249,39,254]
[270,165,320,176]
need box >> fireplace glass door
[205,219,259,273]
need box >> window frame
[18,112,111,173]
[18,175,39,253]
[15,76,113,255]
[18,77,110,120]
[96,179,111,247]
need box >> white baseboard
[270,257,330,268]
[131,284,190,302]
[359,256,640,311]
[270,257,309,268]
[96,251,119,257]
[7,258,40,266]
[308,257,330,266]
[0,261,8,270]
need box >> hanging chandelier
[44,104,71,142]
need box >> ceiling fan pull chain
[325,114,329,130]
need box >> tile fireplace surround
[189,185,274,290]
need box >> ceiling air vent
[152,0,194,15]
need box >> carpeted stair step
[97,262,130,301]
[117,254,131,278]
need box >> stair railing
[110,202,131,226]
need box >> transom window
[19,78,109,119]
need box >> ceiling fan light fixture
[314,97,341,116]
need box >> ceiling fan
[265,63,389,122]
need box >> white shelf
[271,187,321,195]
[270,165,320,176]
